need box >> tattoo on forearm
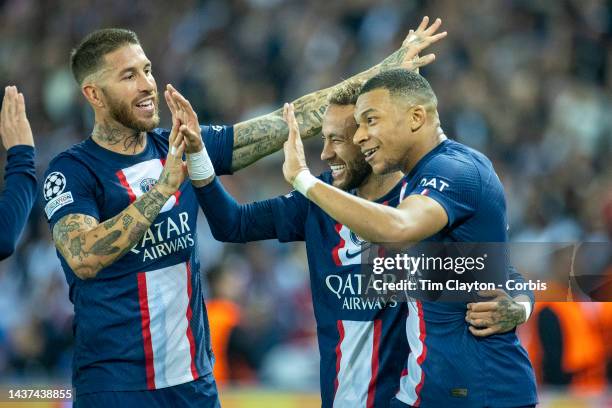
[69,236,85,260]
[232,90,328,171]
[497,299,524,331]
[103,217,119,230]
[134,189,167,223]
[89,230,122,256]
[122,214,134,230]
[128,221,148,243]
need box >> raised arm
[231,16,446,171]
[0,86,36,259]
[52,128,187,279]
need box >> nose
[139,71,156,93]
[353,125,368,146]
[320,139,335,161]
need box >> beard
[337,157,372,191]
[102,88,160,133]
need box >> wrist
[293,170,319,197]
[154,183,175,198]
[187,149,215,181]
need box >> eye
[367,116,376,125]
[123,73,135,80]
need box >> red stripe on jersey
[173,190,181,206]
[185,261,199,380]
[116,169,137,203]
[366,319,382,408]
[334,320,345,396]
[137,272,156,389]
[414,301,428,407]
[331,223,345,266]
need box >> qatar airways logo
[130,211,194,262]
[325,273,398,310]
[419,177,449,192]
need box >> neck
[356,171,404,201]
[401,127,447,174]
[91,117,147,155]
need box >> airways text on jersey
[130,211,195,262]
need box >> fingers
[415,16,429,34]
[179,124,200,143]
[477,289,509,299]
[164,89,177,116]
[412,54,436,69]
[467,301,498,312]
[424,17,442,35]
[469,325,498,337]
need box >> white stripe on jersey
[334,320,378,408]
[119,158,176,213]
[396,301,426,406]
[142,262,196,388]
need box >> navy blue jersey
[0,145,36,259]
[196,174,408,408]
[393,139,537,408]
[193,171,533,408]
[42,126,233,395]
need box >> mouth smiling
[134,96,155,114]
[330,163,346,178]
[362,147,379,162]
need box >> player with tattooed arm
[43,24,438,407]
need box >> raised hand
[378,16,447,73]
[156,122,187,196]
[282,103,309,185]
[0,86,34,150]
[164,84,203,154]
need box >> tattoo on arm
[232,90,329,171]
[133,189,167,222]
[89,230,122,256]
[497,299,525,331]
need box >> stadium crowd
[0,0,610,395]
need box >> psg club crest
[43,172,67,201]
[139,178,157,193]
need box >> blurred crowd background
[0,0,610,405]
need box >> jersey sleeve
[200,125,234,175]
[407,154,481,228]
[194,178,308,243]
[268,190,309,242]
[43,155,100,230]
[0,145,37,260]
[507,265,535,306]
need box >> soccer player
[281,69,538,407]
[42,23,440,407]
[174,80,534,406]
[0,86,36,260]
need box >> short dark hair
[70,28,140,85]
[360,69,437,108]
[328,81,362,106]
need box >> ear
[82,84,105,108]
[409,105,427,132]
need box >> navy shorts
[73,373,220,408]
[389,397,536,408]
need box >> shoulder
[149,128,170,144]
[46,141,93,174]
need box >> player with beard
[0,86,36,260]
[174,79,534,407]
[281,69,538,407]
[42,22,444,407]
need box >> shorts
[73,373,220,408]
